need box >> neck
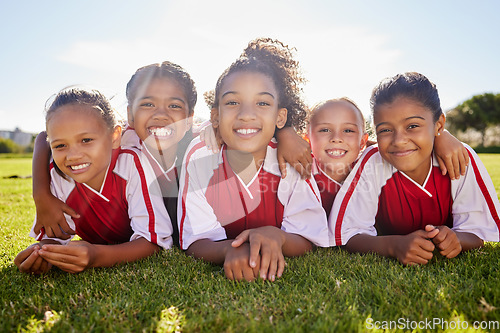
[226,148,265,185]
[147,142,177,171]
[402,157,432,186]
[321,162,350,184]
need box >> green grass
[1,155,500,332]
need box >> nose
[329,130,343,143]
[66,146,83,161]
[152,104,171,121]
[237,103,257,121]
[393,130,407,146]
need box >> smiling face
[128,78,192,166]
[374,96,445,185]
[213,71,287,163]
[308,100,368,182]
[47,104,121,191]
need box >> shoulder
[262,138,286,178]
[121,125,141,149]
[113,147,151,179]
[181,137,222,176]
[184,137,209,161]
[348,145,389,179]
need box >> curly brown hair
[205,37,308,132]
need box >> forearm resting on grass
[432,227,483,257]
[186,239,235,264]
[345,230,439,265]
[14,239,61,274]
[32,131,79,238]
[232,226,313,280]
[37,237,160,273]
[187,239,260,281]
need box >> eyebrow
[221,91,275,99]
[139,96,186,104]
[315,122,359,127]
[375,115,426,129]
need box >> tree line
[446,92,500,147]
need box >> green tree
[0,138,20,153]
[446,93,500,146]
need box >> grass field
[1,155,499,332]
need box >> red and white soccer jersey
[178,137,329,250]
[30,147,173,249]
[121,124,183,246]
[330,144,500,246]
[312,158,342,217]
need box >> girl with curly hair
[178,38,329,282]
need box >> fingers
[38,248,83,274]
[248,238,261,269]
[462,146,470,173]
[45,224,71,240]
[449,153,460,180]
[290,153,312,180]
[436,155,447,176]
[62,203,80,220]
[460,146,469,176]
[418,238,436,254]
[424,225,440,239]
[260,251,285,281]
[277,154,287,179]
[15,246,38,273]
[301,153,313,178]
[224,262,256,282]
[440,244,462,258]
[231,230,250,248]
[276,255,286,279]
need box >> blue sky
[1,0,499,133]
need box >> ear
[275,108,288,129]
[127,106,134,128]
[360,132,369,150]
[111,125,122,149]
[434,114,446,137]
[210,108,219,128]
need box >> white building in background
[0,128,34,146]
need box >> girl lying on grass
[330,72,500,265]
[179,38,329,281]
[15,87,172,274]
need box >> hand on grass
[33,193,79,239]
[14,244,52,275]
[276,127,312,179]
[434,130,469,180]
[392,228,439,265]
[232,226,286,281]
[425,225,462,258]
[224,243,260,281]
[38,241,97,274]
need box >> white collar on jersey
[398,155,434,197]
[312,159,343,186]
[81,164,111,202]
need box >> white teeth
[70,163,90,170]
[149,127,173,137]
[326,149,346,157]
[236,128,258,135]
